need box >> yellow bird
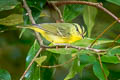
[21,23,86,44]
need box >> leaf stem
[97,54,108,80]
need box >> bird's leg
[65,44,70,49]
[56,45,59,50]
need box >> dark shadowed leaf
[0,5,23,26]
[64,57,80,80]
[80,54,96,64]
[24,0,47,24]
[63,4,83,22]
[0,0,19,11]
[0,14,23,26]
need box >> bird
[19,23,86,45]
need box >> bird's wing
[35,23,72,37]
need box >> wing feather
[34,23,72,37]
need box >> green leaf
[58,54,71,68]
[0,0,19,11]
[27,0,46,10]
[80,54,96,64]
[0,69,11,80]
[63,4,83,22]
[101,55,120,64]
[107,0,120,6]
[64,57,80,80]
[93,61,109,80]
[79,54,97,76]
[0,14,23,26]
[83,0,97,37]
[35,56,47,66]
[93,39,120,49]
[40,51,58,80]
[109,46,120,55]
[72,37,94,47]
[26,43,58,80]
[25,41,40,80]
[19,28,26,39]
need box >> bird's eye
[75,26,79,32]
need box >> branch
[48,1,120,23]
[41,44,106,53]
[20,0,44,80]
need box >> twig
[90,20,117,47]
[113,34,120,61]
[114,34,120,42]
[97,54,108,80]
[40,54,76,68]
[111,34,120,47]
[116,54,120,61]
[23,0,43,45]
[20,48,43,80]
[48,1,120,23]
[51,3,64,22]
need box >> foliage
[0,69,11,80]
[0,0,120,80]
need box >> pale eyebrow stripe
[72,23,81,33]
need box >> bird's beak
[82,34,84,39]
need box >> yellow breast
[41,32,82,44]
